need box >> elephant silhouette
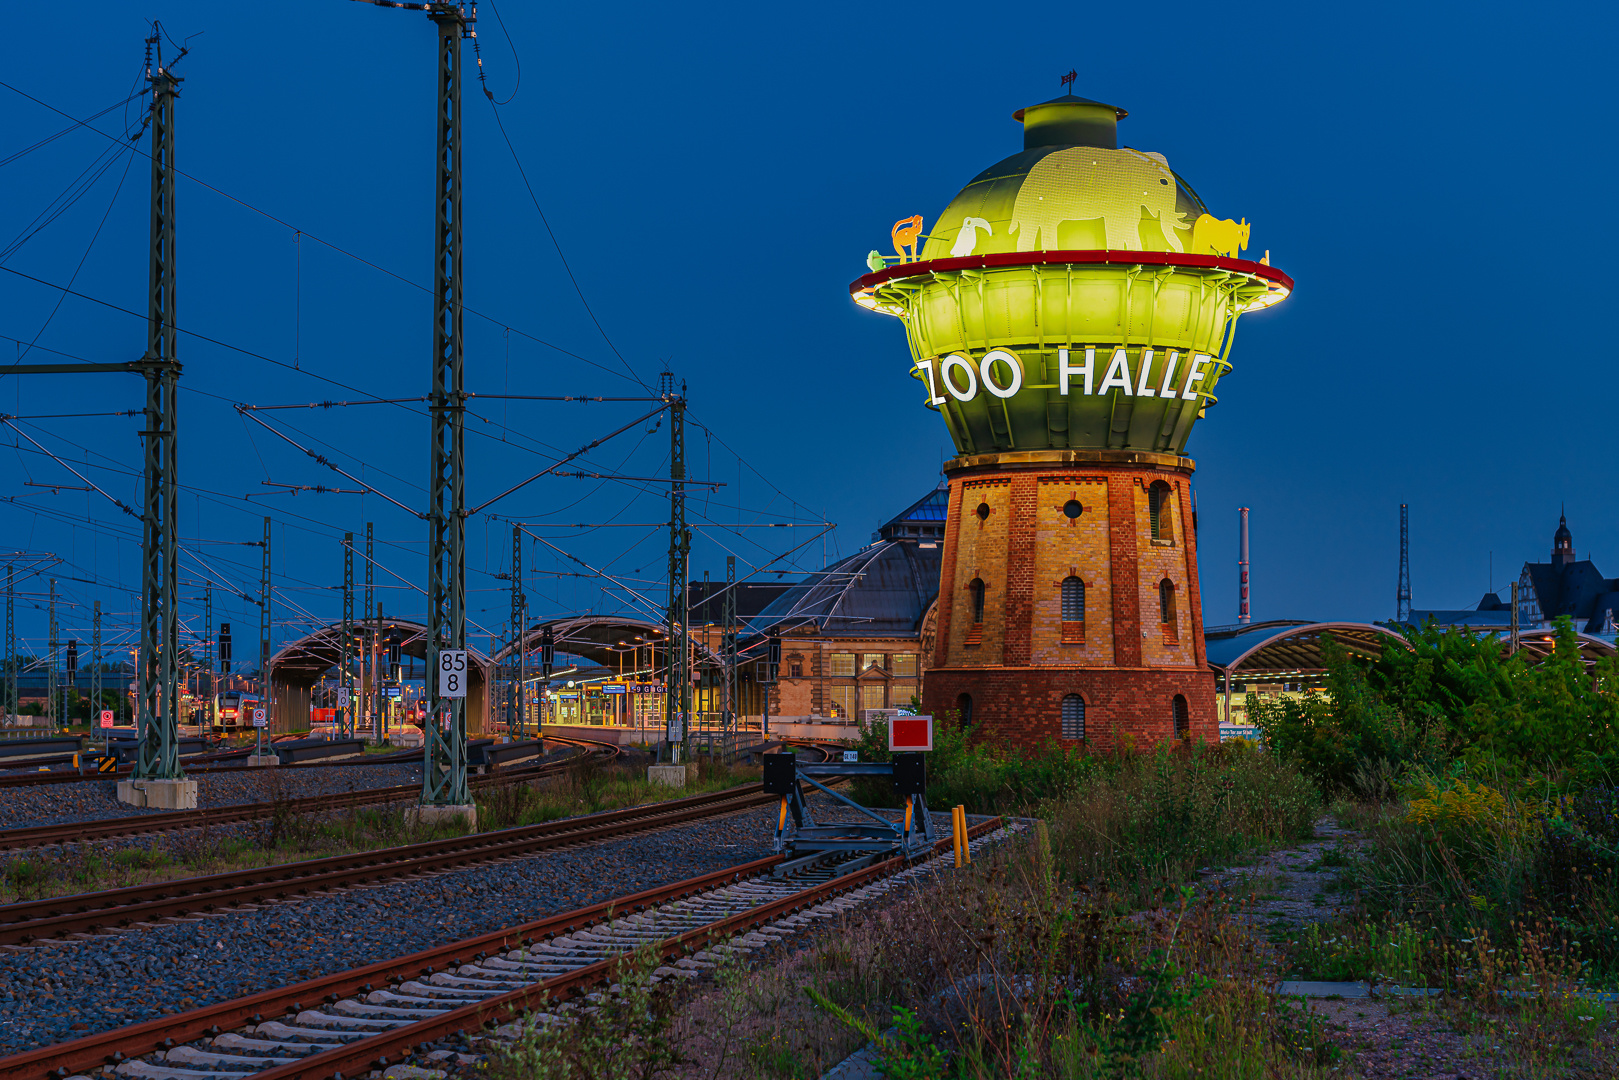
[949,217,994,257]
[1190,215,1250,258]
[1008,147,1188,252]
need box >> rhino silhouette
[1190,214,1249,258]
[1008,147,1187,252]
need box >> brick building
[922,451,1215,750]
[751,488,946,721]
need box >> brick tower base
[921,449,1217,752]
[922,667,1217,753]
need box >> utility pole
[509,524,523,739]
[421,3,473,814]
[257,516,272,755]
[1396,503,1412,624]
[342,532,355,740]
[47,581,58,733]
[1510,581,1520,655]
[662,372,690,763]
[364,522,374,739]
[92,602,102,727]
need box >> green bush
[1252,617,1619,794]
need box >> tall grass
[1037,743,1319,908]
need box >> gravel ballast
[0,795,955,1054]
[0,761,425,831]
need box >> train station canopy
[1203,620,1409,678]
[269,617,491,687]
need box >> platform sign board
[602,684,626,695]
[98,710,114,729]
[251,707,267,728]
[887,714,933,752]
[437,650,469,698]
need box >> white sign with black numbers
[842,750,859,763]
[336,688,350,708]
[437,650,469,698]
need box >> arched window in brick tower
[965,578,986,646]
[1061,576,1085,644]
[1061,694,1086,740]
[1172,694,1189,740]
[1159,578,1178,643]
[957,693,974,727]
[1148,480,1174,542]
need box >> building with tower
[1513,513,1619,634]
[1406,512,1619,638]
[849,90,1291,749]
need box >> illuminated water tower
[851,90,1291,748]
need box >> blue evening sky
[2,1,1611,658]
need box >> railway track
[0,783,779,945]
[0,738,606,853]
[0,731,622,788]
[6,817,1011,1080]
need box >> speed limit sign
[437,650,469,698]
[336,688,350,708]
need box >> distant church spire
[1553,507,1576,565]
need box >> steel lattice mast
[46,580,57,733]
[133,53,183,780]
[422,3,472,806]
[662,372,690,762]
[4,566,12,723]
[1396,503,1412,623]
[342,532,355,739]
[92,601,102,723]
[256,517,272,753]
[509,525,523,738]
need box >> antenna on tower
[1396,504,1412,623]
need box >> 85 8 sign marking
[437,650,469,699]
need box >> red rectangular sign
[888,715,933,752]
[98,710,114,729]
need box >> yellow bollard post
[952,805,964,867]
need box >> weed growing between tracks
[475,758,763,832]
